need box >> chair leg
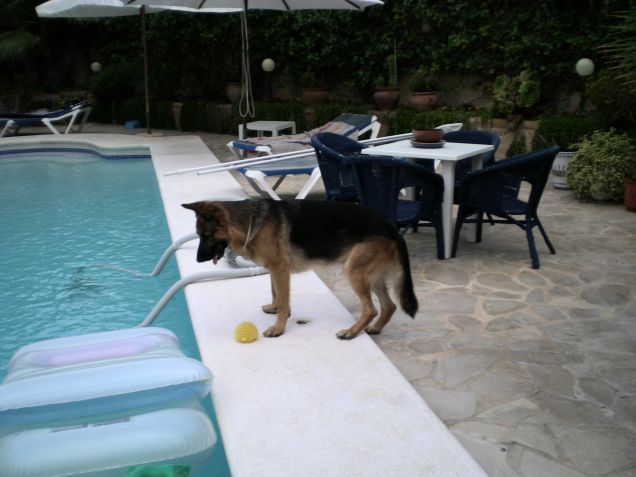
[244,170,282,200]
[296,167,322,199]
[476,212,484,243]
[525,221,540,269]
[535,216,556,254]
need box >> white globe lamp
[262,58,275,73]
[90,62,102,73]
[575,58,594,77]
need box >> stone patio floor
[32,124,636,476]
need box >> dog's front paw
[336,328,359,340]
[263,325,285,338]
[261,304,277,314]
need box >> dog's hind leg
[337,245,379,340]
[366,280,397,335]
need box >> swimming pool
[0,144,231,476]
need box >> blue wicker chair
[451,146,560,269]
[348,155,445,259]
[310,132,363,201]
[442,130,501,184]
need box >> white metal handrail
[164,132,415,177]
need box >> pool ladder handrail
[136,233,268,327]
[138,266,268,327]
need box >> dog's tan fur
[182,199,417,339]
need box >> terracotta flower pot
[412,128,443,143]
[407,92,438,111]
[373,87,399,111]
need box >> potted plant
[625,167,636,212]
[373,54,400,111]
[533,114,597,189]
[407,67,439,111]
[566,129,636,202]
[411,112,443,143]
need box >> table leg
[439,162,456,259]
[464,155,486,243]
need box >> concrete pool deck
[4,123,636,476]
[0,132,485,476]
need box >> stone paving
[45,124,636,476]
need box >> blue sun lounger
[225,113,381,199]
[0,100,92,137]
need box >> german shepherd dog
[182,199,418,339]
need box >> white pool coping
[1,134,486,477]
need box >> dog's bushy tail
[396,236,418,318]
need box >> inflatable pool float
[0,404,216,477]
[1,327,212,426]
[0,327,217,476]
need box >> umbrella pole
[141,6,151,134]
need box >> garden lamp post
[576,58,595,113]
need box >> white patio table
[360,140,494,259]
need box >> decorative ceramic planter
[552,150,576,190]
[373,88,399,111]
[407,92,438,111]
[225,82,242,104]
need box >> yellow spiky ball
[234,321,258,343]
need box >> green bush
[507,135,527,157]
[388,108,470,135]
[586,69,636,129]
[491,70,540,117]
[532,114,598,151]
[408,67,439,92]
[89,60,138,102]
[567,129,636,201]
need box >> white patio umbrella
[36,0,168,134]
[36,0,240,134]
[125,0,384,120]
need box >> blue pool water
[0,145,231,476]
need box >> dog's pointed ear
[182,201,228,223]
[182,201,205,213]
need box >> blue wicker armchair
[451,146,560,269]
[348,155,445,259]
[310,132,364,201]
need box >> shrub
[532,114,598,151]
[507,134,527,157]
[491,70,540,117]
[387,108,470,135]
[586,69,636,129]
[411,112,431,130]
[89,60,138,102]
[567,129,636,201]
[408,67,439,92]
